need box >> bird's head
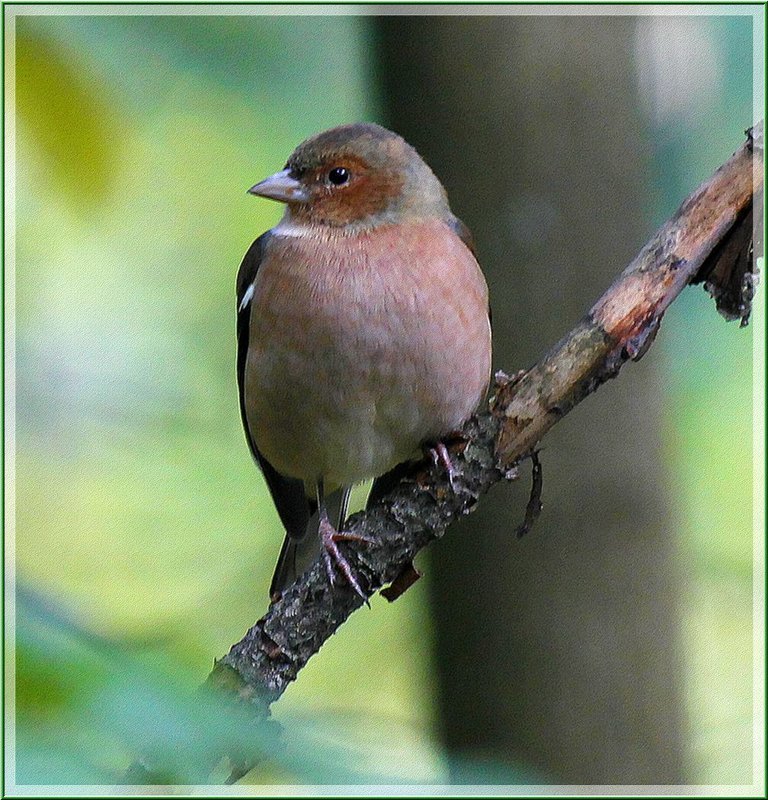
[248,122,450,229]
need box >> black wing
[236,232,315,543]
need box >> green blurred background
[7,8,761,789]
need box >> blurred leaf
[15,23,122,208]
[14,585,289,785]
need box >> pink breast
[245,218,492,486]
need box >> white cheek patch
[238,283,255,312]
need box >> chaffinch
[237,122,492,599]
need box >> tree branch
[207,125,762,725]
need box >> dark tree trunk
[374,14,684,784]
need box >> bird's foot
[319,515,374,601]
[429,440,461,493]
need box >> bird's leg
[337,485,353,530]
[317,481,373,600]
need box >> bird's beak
[247,169,309,203]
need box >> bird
[236,122,492,600]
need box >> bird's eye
[328,167,350,186]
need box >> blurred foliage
[14,586,536,785]
[15,585,276,785]
[8,9,758,789]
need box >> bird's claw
[319,516,370,600]
[430,441,461,493]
